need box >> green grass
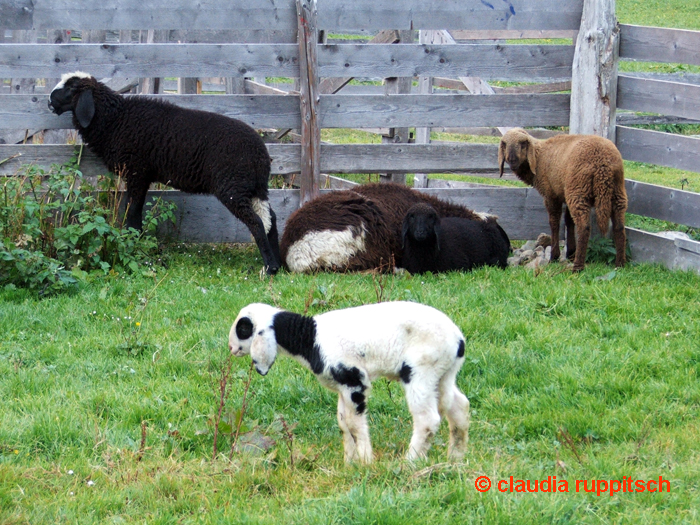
[2,245,700,524]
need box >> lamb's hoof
[571,265,584,273]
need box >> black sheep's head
[402,203,441,249]
[48,71,97,128]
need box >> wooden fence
[1,0,699,272]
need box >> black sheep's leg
[267,207,282,269]
[124,179,150,231]
[223,200,280,275]
[564,206,576,261]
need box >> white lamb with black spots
[228,301,470,464]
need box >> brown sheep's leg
[611,208,627,268]
[570,208,591,272]
[546,200,563,262]
[564,207,576,261]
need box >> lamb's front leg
[337,391,372,464]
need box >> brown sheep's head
[48,72,98,128]
[499,128,538,181]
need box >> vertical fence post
[379,29,415,185]
[570,0,619,141]
[296,0,320,205]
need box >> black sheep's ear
[401,220,409,249]
[75,90,95,128]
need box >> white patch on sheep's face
[251,198,272,234]
[51,71,94,93]
[285,226,366,272]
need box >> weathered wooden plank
[320,143,500,173]
[318,43,574,81]
[616,126,700,175]
[0,92,570,131]
[318,0,584,31]
[0,43,300,79]
[3,0,584,32]
[320,93,571,128]
[0,42,574,81]
[0,94,301,130]
[625,180,700,229]
[620,24,700,66]
[7,0,299,31]
[617,75,700,121]
[0,144,300,176]
[0,143,502,176]
[450,29,577,40]
[627,227,700,274]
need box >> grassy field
[2,245,700,524]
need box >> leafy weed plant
[0,158,176,295]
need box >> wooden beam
[616,126,700,175]
[619,24,700,66]
[569,0,619,141]
[617,75,700,121]
[297,0,321,204]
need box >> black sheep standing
[401,203,511,274]
[49,72,281,274]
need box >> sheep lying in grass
[401,203,511,274]
[499,128,627,272]
[48,72,281,274]
[229,301,470,463]
[280,183,496,272]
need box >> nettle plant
[0,158,176,294]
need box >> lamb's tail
[593,167,614,236]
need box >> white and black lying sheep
[49,72,281,274]
[229,301,470,463]
[401,203,511,274]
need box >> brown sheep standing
[499,128,627,272]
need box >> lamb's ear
[526,138,537,176]
[250,327,278,376]
[75,90,95,128]
[498,141,506,178]
[401,220,410,249]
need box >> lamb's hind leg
[220,197,280,275]
[404,380,442,461]
[438,374,470,460]
[337,390,372,464]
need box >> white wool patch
[285,226,366,272]
[251,198,272,234]
[475,211,498,220]
[51,71,93,93]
